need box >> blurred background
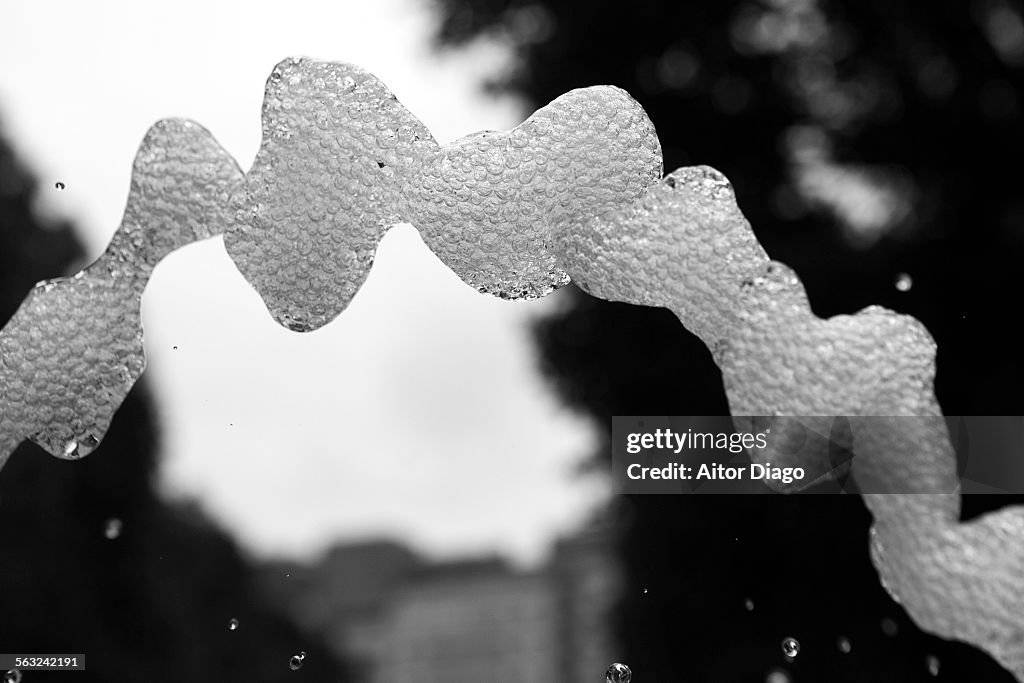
[1,0,1023,681]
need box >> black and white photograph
[1,0,1023,681]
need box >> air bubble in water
[289,652,306,670]
[926,655,940,676]
[895,273,913,292]
[229,618,239,631]
[606,662,631,683]
[745,597,755,611]
[55,182,65,190]
[837,636,852,653]
[781,637,800,659]
[5,671,22,683]
[104,518,123,539]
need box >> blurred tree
[432,0,1022,680]
[0,129,81,318]
[0,118,351,682]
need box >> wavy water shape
[224,58,439,332]
[407,83,662,301]
[0,119,241,466]
[557,165,1021,677]
[0,58,1020,680]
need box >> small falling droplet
[172,345,178,350]
[781,637,800,659]
[5,671,22,683]
[881,617,899,637]
[642,588,648,595]
[926,654,940,676]
[55,181,65,190]
[289,655,304,671]
[605,662,631,683]
[104,518,123,540]
[744,598,755,611]
[228,618,239,631]
[895,273,913,292]
[837,636,852,653]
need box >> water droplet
[881,617,899,636]
[55,182,65,190]
[895,273,913,292]
[765,670,791,683]
[926,654,940,676]
[172,345,178,350]
[744,597,755,611]
[289,652,306,670]
[781,637,800,659]
[228,618,239,631]
[5,671,22,683]
[642,588,648,595]
[837,636,852,653]
[606,662,631,683]
[104,518,123,540]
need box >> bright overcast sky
[0,0,602,565]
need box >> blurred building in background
[258,523,620,683]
